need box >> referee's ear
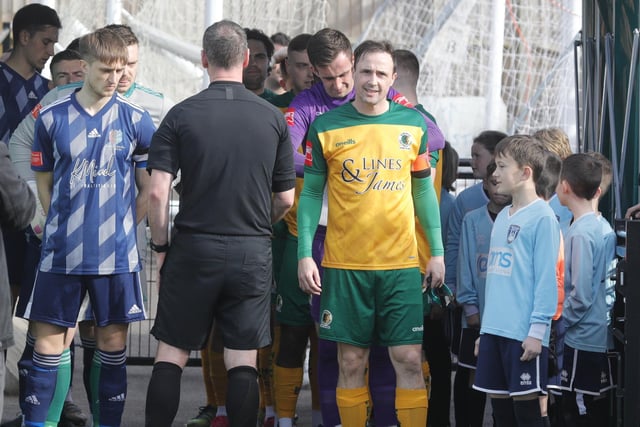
[201,49,209,69]
[242,48,250,68]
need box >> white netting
[8,0,580,152]
[358,0,581,155]
[52,0,330,102]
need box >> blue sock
[18,332,36,413]
[91,348,127,427]
[23,351,61,426]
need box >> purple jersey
[285,82,444,176]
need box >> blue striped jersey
[1,63,49,144]
[480,198,561,346]
[31,92,155,274]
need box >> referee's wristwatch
[150,240,170,253]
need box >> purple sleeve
[287,93,314,177]
[388,87,445,152]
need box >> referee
[144,20,295,427]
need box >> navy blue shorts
[152,233,273,351]
[559,345,614,396]
[473,333,548,396]
[25,271,145,327]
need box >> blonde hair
[533,128,572,160]
[79,28,128,66]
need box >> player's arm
[135,168,150,224]
[297,131,326,295]
[412,149,445,287]
[31,113,55,216]
[8,109,38,181]
[562,234,595,327]
[271,116,296,223]
[133,111,157,224]
[456,215,480,327]
[523,215,561,361]
[286,96,313,177]
[34,171,53,216]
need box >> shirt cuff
[528,323,548,341]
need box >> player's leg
[146,233,224,426]
[368,345,397,426]
[210,323,230,425]
[422,316,453,427]
[22,272,85,426]
[318,268,375,427]
[377,268,426,427]
[89,272,145,427]
[274,232,313,427]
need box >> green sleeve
[297,172,325,259]
[412,175,444,256]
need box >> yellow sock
[395,388,428,427]
[422,359,432,399]
[273,365,303,418]
[209,349,227,406]
[336,387,370,427]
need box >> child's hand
[474,336,480,357]
[520,336,542,361]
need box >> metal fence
[126,161,479,365]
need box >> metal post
[485,0,506,130]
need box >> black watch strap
[150,240,170,253]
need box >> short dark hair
[495,134,547,182]
[560,153,602,200]
[12,3,61,46]
[282,33,312,76]
[270,31,290,47]
[535,150,562,200]
[103,24,139,46]
[245,28,274,59]
[441,141,459,192]
[288,33,312,54]
[394,49,419,80]
[473,130,508,155]
[354,40,394,70]
[307,28,351,68]
[50,49,82,73]
[586,151,613,197]
[66,37,81,52]
[203,20,246,69]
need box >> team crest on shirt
[109,130,123,145]
[507,225,520,243]
[319,310,333,329]
[398,132,414,150]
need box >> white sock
[216,406,227,416]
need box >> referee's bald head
[203,20,248,69]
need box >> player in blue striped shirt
[24,28,155,427]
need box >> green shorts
[319,267,424,347]
[275,232,313,326]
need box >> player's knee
[276,325,310,368]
